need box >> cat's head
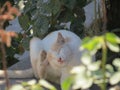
[46,32,72,68]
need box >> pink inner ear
[58,57,64,63]
[57,32,65,44]
[58,32,62,37]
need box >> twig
[1,43,10,90]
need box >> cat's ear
[40,50,47,62]
[56,32,65,44]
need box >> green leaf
[27,79,36,85]
[10,84,24,90]
[61,0,76,9]
[18,14,30,31]
[62,76,73,90]
[73,74,93,89]
[21,82,28,86]
[58,8,74,23]
[107,41,120,52]
[106,64,114,74]
[106,64,114,78]
[110,72,120,85]
[81,52,92,66]
[71,66,86,74]
[81,36,102,54]
[33,15,49,38]
[72,67,93,89]
[23,0,36,14]
[81,37,91,46]
[37,0,61,16]
[106,33,120,44]
[39,79,56,90]
[21,37,31,50]
[87,61,101,71]
[92,70,103,80]
[113,58,120,68]
[32,84,43,90]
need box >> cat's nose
[58,57,64,63]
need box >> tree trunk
[106,0,120,31]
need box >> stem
[101,36,107,90]
[1,43,10,90]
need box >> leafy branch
[62,33,120,90]
[0,1,20,89]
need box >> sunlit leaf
[10,84,24,90]
[27,79,36,85]
[107,42,120,52]
[94,79,105,84]
[21,82,28,86]
[113,58,120,68]
[81,52,92,66]
[87,61,101,71]
[80,37,91,47]
[106,64,114,78]
[73,74,93,89]
[31,84,42,90]
[80,36,102,55]
[106,33,120,44]
[39,79,56,90]
[110,72,120,85]
[71,65,86,74]
[106,64,114,74]
[81,78,93,89]
[18,0,25,11]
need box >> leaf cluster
[0,1,20,68]
[10,79,56,90]
[62,33,120,90]
[17,0,88,49]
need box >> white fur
[38,30,83,85]
[0,30,84,88]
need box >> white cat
[0,30,83,87]
[30,30,83,84]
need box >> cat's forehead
[51,38,70,51]
[51,43,62,51]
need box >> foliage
[0,1,20,89]
[10,79,56,90]
[0,1,23,69]
[0,1,20,65]
[62,33,120,90]
[17,0,88,49]
[9,32,120,90]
